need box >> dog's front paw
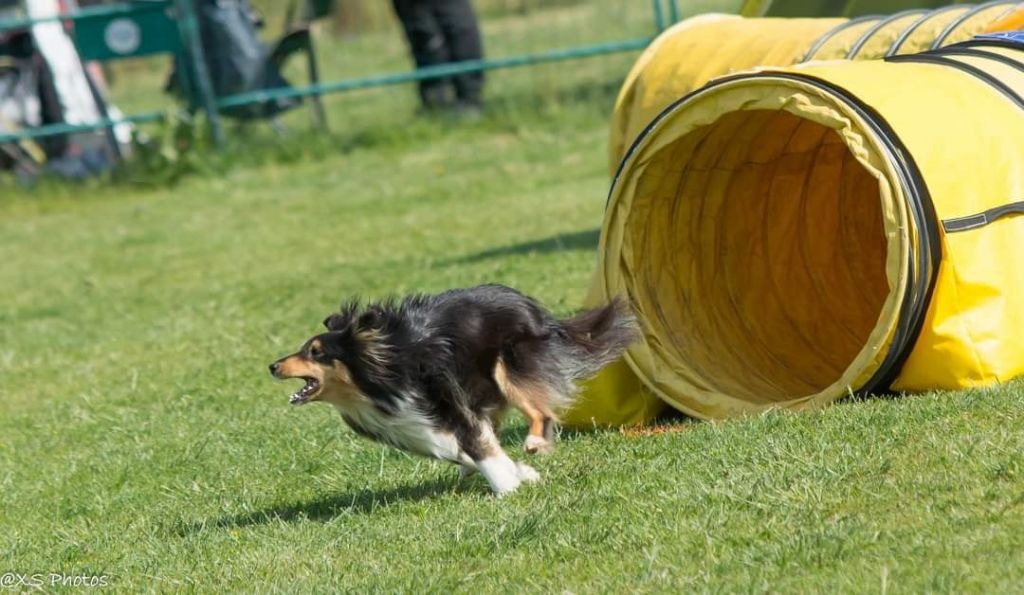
[524,434,553,455]
[490,476,522,497]
[516,462,541,483]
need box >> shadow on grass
[175,426,529,534]
[175,476,466,534]
[173,424,611,535]
[453,228,600,263]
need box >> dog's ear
[357,306,384,331]
[324,298,363,331]
[323,313,347,330]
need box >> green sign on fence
[74,2,181,62]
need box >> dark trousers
[391,0,484,107]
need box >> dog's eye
[309,346,323,359]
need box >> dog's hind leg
[523,417,555,455]
[494,358,556,455]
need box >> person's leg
[391,0,453,109]
[431,0,484,108]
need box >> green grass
[2,1,1023,592]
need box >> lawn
[2,1,1023,592]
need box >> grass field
[2,1,1024,592]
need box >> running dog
[269,284,635,495]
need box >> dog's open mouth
[289,377,321,405]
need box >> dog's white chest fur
[332,401,464,463]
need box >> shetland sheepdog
[270,284,635,495]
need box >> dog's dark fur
[270,284,636,495]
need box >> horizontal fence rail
[216,38,655,110]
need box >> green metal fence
[0,0,687,148]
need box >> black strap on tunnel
[926,47,1024,75]
[929,47,1024,233]
[845,9,930,59]
[943,202,1024,232]
[893,43,1024,234]
[947,38,1024,53]
[607,72,943,397]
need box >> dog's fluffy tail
[556,298,638,382]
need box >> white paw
[516,462,541,483]
[479,456,523,496]
[524,434,554,455]
[492,480,522,497]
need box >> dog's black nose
[269,362,281,376]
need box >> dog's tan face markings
[317,360,363,406]
[271,337,362,406]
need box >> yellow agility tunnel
[563,34,1024,427]
[610,1,1024,172]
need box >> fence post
[651,0,666,32]
[667,0,679,24]
[173,0,224,149]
